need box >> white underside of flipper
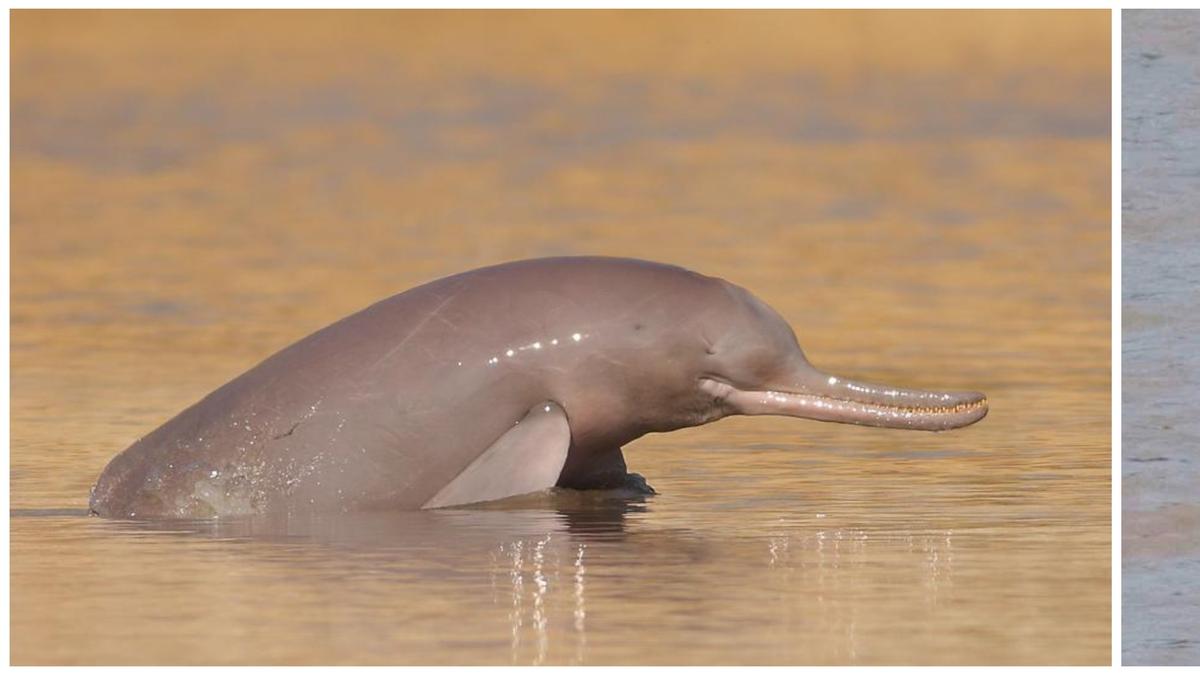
[421,401,571,509]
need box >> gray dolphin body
[90,257,987,519]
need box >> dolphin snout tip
[944,390,988,429]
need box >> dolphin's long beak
[700,367,988,431]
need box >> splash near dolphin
[90,257,987,519]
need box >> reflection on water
[11,495,982,666]
[11,10,1109,665]
[1123,9,1200,666]
[12,471,1107,665]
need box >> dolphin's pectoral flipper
[421,401,571,509]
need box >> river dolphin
[89,257,988,519]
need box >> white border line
[1112,5,1121,668]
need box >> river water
[11,10,1110,665]
[1122,9,1200,667]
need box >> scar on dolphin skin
[89,256,988,519]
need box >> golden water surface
[10,10,1110,665]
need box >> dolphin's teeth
[796,393,986,416]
